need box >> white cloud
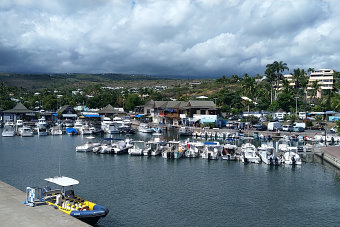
[0,0,339,76]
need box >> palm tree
[310,80,321,103]
[272,61,289,100]
[265,65,276,104]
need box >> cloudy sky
[0,0,339,77]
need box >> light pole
[295,96,299,116]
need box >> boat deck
[0,181,90,227]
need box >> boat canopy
[44,176,79,187]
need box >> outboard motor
[269,157,273,165]
[291,156,296,165]
[275,157,279,165]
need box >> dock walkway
[319,146,340,169]
[0,181,89,227]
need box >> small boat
[185,141,204,158]
[38,127,48,136]
[202,142,222,160]
[25,176,109,225]
[178,126,192,136]
[66,127,78,135]
[283,151,302,165]
[138,123,154,133]
[76,138,100,152]
[51,126,63,135]
[111,140,130,154]
[162,141,180,159]
[241,143,260,164]
[2,125,15,137]
[258,144,281,165]
[128,141,147,156]
[221,143,237,160]
[21,126,34,137]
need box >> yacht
[240,143,260,164]
[202,142,222,160]
[21,126,34,137]
[80,124,92,135]
[138,123,154,133]
[258,144,281,165]
[221,143,237,160]
[101,117,120,134]
[36,116,48,129]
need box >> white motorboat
[111,140,129,154]
[241,143,260,164]
[51,126,63,135]
[21,126,34,137]
[283,151,302,165]
[202,142,222,160]
[93,144,111,154]
[128,141,147,156]
[258,144,281,165]
[162,141,180,159]
[178,126,192,136]
[221,144,237,160]
[2,125,16,137]
[138,123,154,133]
[38,127,48,136]
[185,141,204,158]
[74,118,84,132]
[76,141,100,152]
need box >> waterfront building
[98,104,125,119]
[57,105,78,120]
[2,102,35,123]
[142,100,220,127]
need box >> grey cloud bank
[0,0,339,77]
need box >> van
[282,125,294,132]
[267,122,282,131]
[293,122,306,129]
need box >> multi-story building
[307,69,334,97]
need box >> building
[307,69,334,98]
[2,103,35,123]
[142,100,220,127]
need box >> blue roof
[84,114,100,117]
[135,114,144,118]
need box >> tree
[125,94,142,111]
[268,61,289,100]
[310,80,321,103]
[265,66,276,104]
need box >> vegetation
[0,63,339,118]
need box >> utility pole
[295,96,299,116]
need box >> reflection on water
[0,130,340,227]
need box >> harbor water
[1,130,340,226]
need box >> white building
[307,69,334,98]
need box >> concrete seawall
[319,146,340,169]
[0,181,90,227]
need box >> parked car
[267,122,282,131]
[293,126,305,132]
[282,125,294,132]
[330,127,338,133]
[253,124,267,131]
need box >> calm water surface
[1,130,340,227]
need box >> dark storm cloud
[0,0,339,77]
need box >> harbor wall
[319,146,340,169]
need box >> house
[2,102,35,123]
[98,104,125,119]
[58,105,78,120]
[142,100,220,127]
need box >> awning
[135,114,145,118]
[83,114,100,117]
[200,118,216,123]
[44,176,79,187]
[62,114,78,118]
